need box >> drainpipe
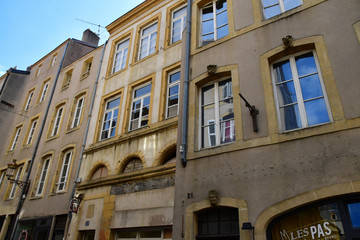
[180,0,192,167]
[8,41,70,240]
[63,40,108,240]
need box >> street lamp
[6,160,28,189]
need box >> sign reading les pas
[271,203,343,240]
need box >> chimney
[82,29,99,46]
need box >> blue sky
[0,0,145,75]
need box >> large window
[197,207,239,240]
[129,83,152,131]
[24,89,35,110]
[25,118,38,145]
[171,5,187,44]
[8,166,23,199]
[71,95,85,128]
[56,150,72,192]
[36,158,50,196]
[39,80,50,102]
[272,51,331,132]
[166,70,180,119]
[262,0,302,19]
[51,106,64,137]
[100,96,120,140]
[200,78,235,148]
[112,38,130,73]
[138,22,158,60]
[201,0,228,46]
[9,126,22,151]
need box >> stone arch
[116,151,145,174]
[254,180,360,240]
[154,140,177,166]
[87,161,111,181]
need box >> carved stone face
[208,190,219,206]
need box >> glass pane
[202,84,215,105]
[208,222,218,234]
[299,74,323,100]
[216,0,227,13]
[202,20,214,35]
[168,105,178,118]
[169,71,180,83]
[220,221,231,234]
[140,231,161,238]
[295,52,317,77]
[143,23,157,36]
[202,104,215,126]
[284,0,302,11]
[217,24,229,39]
[220,119,235,144]
[172,19,181,42]
[279,104,301,131]
[107,97,120,109]
[276,81,297,105]
[174,6,186,18]
[348,202,360,228]
[118,232,137,238]
[169,85,179,96]
[202,33,214,45]
[218,79,232,100]
[304,98,330,126]
[149,33,157,54]
[264,4,281,18]
[274,60,293,83]
[202,5,213,21]
[134,84,152,98]
[216,10,228,27]
[263,0,279,7]
[202,125,216,148]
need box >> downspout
[63,40,108,239]
[8,41,70,240]
[180,0,192,167]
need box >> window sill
[132,51,158,66]
[106,67,128,79]
[46,135,60,142]
[164,39,183,50]
[61,85,70,91]
[66,126,81,134]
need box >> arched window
[91,165,108,180]
[161,145,176,165]
[122,158,143,173]
[197,207,239,240]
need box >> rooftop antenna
[76,18,106,36]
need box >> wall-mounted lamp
[242,222,255,240]
[6,160,29,189]
[239,93,259,132]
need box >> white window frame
[40,82,49,102]
[271,50,332,132]
[171,5,187,44]
[166,70,180,119]
[129,83,152,131]
[138,22,158,60]
[262,0,303,19]
[112,38,130,74]
[25,91,34,110]
[26,119,38,145]
[72,96,85,128]
[199,77,235,148]
[57,150,72,192]
[51,106,64,136]
[200,0,228,46]
[10,127,22,151]
[100,96,121,141]
[9,166,23,199]
[36,158,50,196]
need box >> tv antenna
[76,18,106,36]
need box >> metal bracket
[239,93,259,132]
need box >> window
[36,158,50,196]
[129,83,152,131]
[50,53,57,67]
[91,166,108,180]
[71,96,85,128]
[166,70,180,118]
[262,0,302,19]
[117,229,171,240]
[122,158,143,173]
[62,70,72,89]
[36,64,42,77]
[201,0,228,46]
[51,106,64,137]
[0,171,6,189]
[138,22,158,60]
[57,150,72,192]
[39,81,50,102]
[100,96,120,140]
[200,78,235,148]
[9,166,23,199]
[81,59,92,79]
[25,118,38,145]
[112,38,130,73]
[24,89,34,110]
[272,51,331,132]
[171,5,187,44]
[197,207,239,240]
[9,126,22,151]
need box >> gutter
[63,40,108,239]
[8,41,70,240]
[180,0,192,167]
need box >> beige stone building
[173,1,360,240]
[66,1,185,240]
[0,31,103,240]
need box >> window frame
[51,106,64,137]
[170,4,187,45]
[165,70,181,119]
[199,0,229,46]
[138,21,158,61]
[36,157,51,196]
[199,77,235,148]
[71,95,85,129]
[99,95,121,141]
[50,53,58,68]
[129,82,152,131]
[24,89,35,111]
[112,38,130,74]
[9,125,22,151]
[56,150,72,192]
[39,80,50,103]
[62,69,73,89]
[261,0,303,20]
[35,64,42,77]
[81,58,93,80]
[25,117,38,145]
[270,50,332,133]
[0,171,6,190]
